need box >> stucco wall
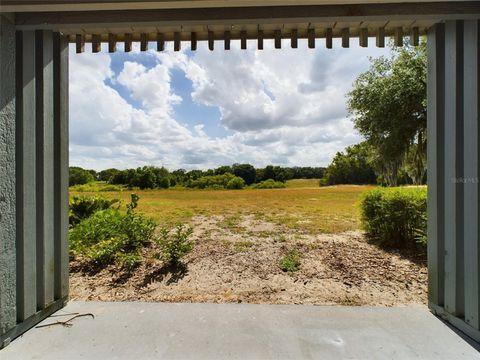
[0,14,17,339]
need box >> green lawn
[70,182,375,234]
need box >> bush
[360,187,427,249]
[69,167,95,186]
[69,194,156,270]
[156,224,194,266]
[69,195,119,226]
[187,173,244,190]
[279,250,301,272]
[226,177,246,189]
[251,179,286,189]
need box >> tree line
[69,164,326,189]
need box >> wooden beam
[224,30,231,50]
[411,26,420,46]
[124,32,132,52]
[240,30,247,50]
[156,32,164,51]
[308,28,315,49]
[141,32,148,51]
[395,27,404,46]
[359,28,368,47]
[75,33,84,53]
[274,29,281,49]
[208,30,214,51]
[16,3,480,28]
[257,29,263,50]
[341,28,350,48]
[291,29,298,49]
[377,27,385,48]
[108,33,116,53]
[190,31,197,51]
[174,31,181,51]
[326,27,332,49]
[92,34,101,52]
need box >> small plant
[69,195,119,226]
[279,250,301,272]
[69,194,156,271]
[157,224,194,266]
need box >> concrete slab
[1,302,479,360]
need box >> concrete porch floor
[1,302,479,360]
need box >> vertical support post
[291,29,298,49]
[35,30,55,310]
[240,31,247,50]
[156,33,165,52]
[16,30,37,323]
[108,33,116,53]
[376,27,385,48]
[257,29,264,50]
[427,23,446,309]
[53,33,69,301]
[190,32,197,51]
[463,19,480,330]
[325,28,332,49]
[224,31,231,50]
[274,30,281,49]
[308,28,315,49]
[444,20,465,317]
[0,14,17,342]
[173,32,180,52]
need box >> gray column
[444,20,464,318]
[428,19,480,342]
[53,33,69,301]
[0,14,17,345]
[16,29,38,323]
[0,29,69,349]
[463,19,480,332]
[427,23,445,308]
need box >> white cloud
[69,39,391,170]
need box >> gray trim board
[427,22,446,308]
[0,14,17,340]
[463,19,480,331]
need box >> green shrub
[156,224,194,266]
[69,195,119,226]
[187,173,245,190]
[251,179,286,189]
[360,186,427,249]
[69,167,95,186]
[226,177,246,189]
[69,194,156,270]
[279,250,301,272]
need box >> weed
[279,250,301,272]
[156,224,194,266]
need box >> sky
[69,38,392,171]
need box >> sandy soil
[70,214,427,306]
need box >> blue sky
[69,39,392,171]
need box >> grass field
[70,181,375,234]
[69,180,428,305]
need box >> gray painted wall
[0,15,17,342]
[0,24,70,348]
[428,19,480,342]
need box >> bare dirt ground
[70,214,427,306]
